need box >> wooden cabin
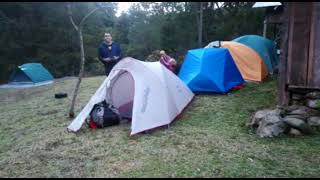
[256,2,320,106]
[278,2,320,106]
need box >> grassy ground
[0,76,320,178]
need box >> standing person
[98,33,122,76]
[159,50,176,73]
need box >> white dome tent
[67,57,194,135]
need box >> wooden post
[307,2,316,87]
[263,19,268,38]
[277,3,290,106]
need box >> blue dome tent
[0,63,55,88]
[178,48,244,93]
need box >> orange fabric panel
[221,41,268,82]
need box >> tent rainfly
[178,48,244,93]
[1,63,55,89]
[232,35,279,73]
[221,41,268,82]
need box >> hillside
[0,76,320,177]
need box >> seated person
[159,50,176,73]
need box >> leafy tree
[0,2,264,84]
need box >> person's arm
[161,55,172,66]
[117,44,122,60]
[112,43,122,62]
[103,57,112,62]
[98,47,106,64]
[98,46,111,63]
[169,58,177,66]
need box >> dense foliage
[0,2,264,83]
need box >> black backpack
[88,100,121,128]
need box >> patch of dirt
[111,160,143,173]
[37,109,60,116]
[0,77,78,104]
[0,86,52,103]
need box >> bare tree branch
[215,2,221,9]
[66,3,79,31]
[79,7,100,28]
[67,2,107,118]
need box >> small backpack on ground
[87,100,121,129]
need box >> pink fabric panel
[110,72,135,117]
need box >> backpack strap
[108,104,123,121]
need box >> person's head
[170,57,177,63]
[159,50,166,55]
[104,33,113,44]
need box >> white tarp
[252,2,282,8]
[67,57,194,135]
[204,41,222,48]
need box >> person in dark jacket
[98,33,122,76]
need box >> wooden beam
[263,19,267,38]
[286,3,294,86]
[277,2,290,106]
[288,85,320,91]
[307,2,316,86]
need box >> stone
[306,99,320,109]
[289,106,310,115]
[287,106,320,118]
[284,114,307,122]
[284,105,301,112]
[288,128,302,136]
[291,100,304,106]
[256,114,287,138]
[307,116,320,127]
[306,92,320,99]
[276,105,286,112]
[283,117,313,134]
[292,94,304,100]
[249,109,281,128]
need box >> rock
[249,109,281,128]
[307,116,320,126]
[292,94,304,100]
[291,100,304,106]
[284,105,301,112]
[306,99,320,109]
[283,117,313,134]
[288,128,302,136]
[285,114,307,121]
[287,106,320,118]
[276,105,286,112]
[256,114,287,138]
[289,106,310,115]
[306,92,320,99]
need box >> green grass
[0,76,320,178]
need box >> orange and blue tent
[221,41,268,82]
[232,35,279,73]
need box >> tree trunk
[67,4,101,118]
[69,29,85,118]
[198,2,203,48]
